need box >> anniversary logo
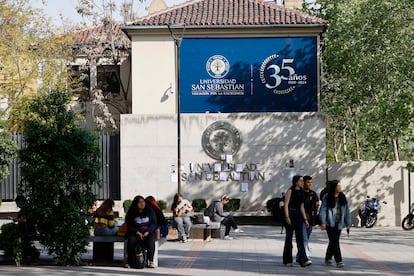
[191,55,245,96]
[259,53,308,95]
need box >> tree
[0,108,17,181]
[18,90,100,265]
[0,0,72,110]
[305,0,414,161]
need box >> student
[145,196,169,238]
[126,195,158,268]
[94,199,119,236]
[171,193,193,242]
[319,180,351,268]
[208,195,243,240]
[297,176,319,264]
[282,175,311,267]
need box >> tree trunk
[393,138,400,161]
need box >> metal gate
[0,133,120,201]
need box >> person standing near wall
[297,176,319,264]
[319,180,351,268]
[283,175,311,267]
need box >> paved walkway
[0,225,413,275]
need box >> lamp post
[168,23,186,194]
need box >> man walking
[297,176,319,264]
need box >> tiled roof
[72,23,130,49]
[127,0,326,27]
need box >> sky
[29,0,188,26]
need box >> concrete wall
[131,36,176,114]
[327,161,412,227]
[121,112,326,212]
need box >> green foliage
[18,90,100,265]
[0,109,18,181]
[224,198,240,212]
[191,199,207,212]
[0,222,39,264]
[122,199,132,213]
[157,199,167,211]
[305,0,414,161]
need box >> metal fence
[0,133,120,201]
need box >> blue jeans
[94,225,119,236]
[297,223,312,261]
[174,215,192,240]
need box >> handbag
[117,222,127,237]
[192,214,205,224]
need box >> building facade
[120,0,327,211]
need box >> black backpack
[132,245,147,269]
[204,200,217,219]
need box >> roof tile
[127,0,326,27]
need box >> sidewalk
[0,225,413,275]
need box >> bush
[123,199,132,213]
[157,199,167,211]
[192,199,207,212]
[0,222,39,265]
[224,198,240,212]
[18,91,100,265]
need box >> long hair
[291,175,302,189]
[96,199,114,217]
[171,193,182,211]
[326,180,347,208]
[126,195,145,221]
[145,196,161,213]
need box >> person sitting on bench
[94,199,119,236]
[126,195,158,268]
[208,195,243,240]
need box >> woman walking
[282,175,311,267]
[319,180,351,268]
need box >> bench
[189,222,221,241]
[89,235,166,267]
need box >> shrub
[18,91,100,265]
[123,199,132,213]
[224,198,240,212]
[192,199,207,212]
[157,199,167,211]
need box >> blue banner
[179,37,318,113]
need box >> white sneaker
[224,235,233,240]
[234,228,244,233]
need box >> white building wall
[327,161,412,227]
[131,36,176,114]
[121,112,326,212]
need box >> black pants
[282,210,308,265]
[221,215,238,236]
[326,226,343,263]
[127,232,156,264]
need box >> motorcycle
[402,203,414,230]
[358,196,387,228]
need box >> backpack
[132,245,147,269]
[204,200,217,219]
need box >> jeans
[297,223,312,261]
[94,226,119,236]
[221,215,238,236]
[326,226,343,263]
[283,210,308,265]
[174,215,192,240]
[127,232,156,263]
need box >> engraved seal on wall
[201,121,242,160]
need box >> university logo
[206,55,230,78]
[201,121,242,160]
[259,54,308,95]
